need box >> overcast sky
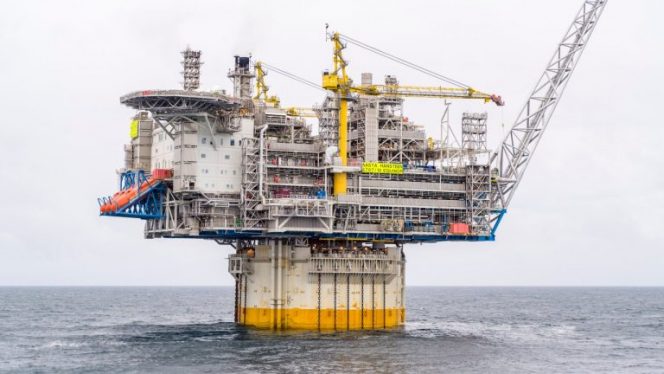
[1,0,662,286]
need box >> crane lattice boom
[491,0,608,214]
[353,84,504,105]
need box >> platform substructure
[229,239,405,330]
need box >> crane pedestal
[229,240,405,330]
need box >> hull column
[229,239,405,330]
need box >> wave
[404,320,578,342]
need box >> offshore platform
[99,1,607,330]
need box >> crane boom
[353,84,504,105]
[285,107,318,118]
[491,0,608,213]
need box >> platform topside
[103,55,500,245]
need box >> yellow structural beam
[333,98,348,195]
[323,32,351,196]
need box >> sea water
[1,287,663,373]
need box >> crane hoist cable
[335,32,470,89]
[260,62,327,93]
[253,62,321,118]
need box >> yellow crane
[322,30,504,196]
[254,61,281,107]
[255,62,319,119]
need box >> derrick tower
[181,47,202,91]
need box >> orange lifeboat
[99,169,172,214]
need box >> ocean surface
[1,287,663,373]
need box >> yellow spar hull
[239,307,405,330]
